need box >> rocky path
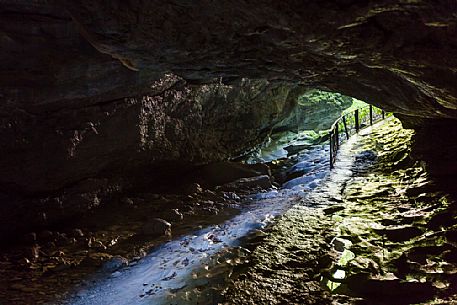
[223,118,457,304]
[63,118,397,305]
[4,117,456,305]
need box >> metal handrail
[329,105,388,168]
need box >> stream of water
[65,141,333,305]
[63,119,457,305]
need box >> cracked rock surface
[1,1,457,239]
[223,119,457,304]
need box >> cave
[1,1,457,304]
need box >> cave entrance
[232,89,379,192]
[245,89,371,164]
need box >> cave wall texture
[1,0,457,237]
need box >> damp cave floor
[2,118,457,305]
[223,118,457,305]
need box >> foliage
[298,89,353,108]
[342,97,369,115]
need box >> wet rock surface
[0,78,302,240]
[222,119,457,304]
[0,164,279,304]
[273,90,353,133]
[3,118,455,305]
[2,0,457,242]
[0,1,456,303]
[218,175,273,192]
[0,132,329,305]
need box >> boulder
[164,209,184,222]
[38,230,54,241]
[71,229,84,238]
[81,252,113,268]
[219,175,272,192]
[332,237,352,252]
[141,218,172,236]
[192,162,272,188]
[284,144,312,156]
[102,256,128,273]
[181,183,203,195]
[120,197,135,206]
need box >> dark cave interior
[1,1,457,304]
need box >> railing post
[369,105,373,125]
[330,106,389,169]
[355,109,359,133]
[342,116,349,140]
[329,130,333,169]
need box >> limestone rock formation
[2,1,457,115]
[0,76,302,240]
[273,90,354,132]
[1,1,457,237]
[62,0,457,117]
[0,77,301,193]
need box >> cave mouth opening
[243,89,370,165]
[116,87,374,195]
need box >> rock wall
[60,0,457,181]
[273,90,354,133]
[3,1,457,117]
[0,77,302,194]
[61,0,457,117]
[0,77,302,239]
[398,114,457,193]
[1,1,457,236]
